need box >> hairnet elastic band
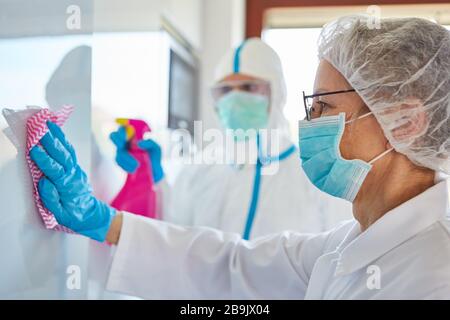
[233,40,247,73]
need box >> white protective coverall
[106,179,450,299]
[160,38,352,238]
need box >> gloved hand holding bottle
[30,121,116,242]
[110,126,164,183]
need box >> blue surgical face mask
[298,112,393,202]
[216,91,270,141]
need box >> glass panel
[0,0,92,299]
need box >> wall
[94,0,203,50]
[93,0,246,142]
[0,0,93,38]
[91,0,246,144]
[198,0,246,133]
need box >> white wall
[94,0,202,50]
[198,0,246,133]
[0,0,93,37]
[163,0,203,50]
[92,0,245,141]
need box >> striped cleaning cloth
[26,106,74,232]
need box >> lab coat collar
[334,179,449,277]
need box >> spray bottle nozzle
[116,118,151,142]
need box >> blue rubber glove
[137,139,164,183]
[109,126,139,174]
[30,121,116,242]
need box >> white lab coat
[106,180,450,299]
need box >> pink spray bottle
[110,118,157,219]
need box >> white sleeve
[162,166,197,225]
[106,212,332,299]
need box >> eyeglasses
[211,79,271,102]
[302,89,356,121]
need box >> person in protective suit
[110,38,352,239]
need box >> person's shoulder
[425,218,450,245]
[433,218,450,255]
[396,219,450,278]
[403,219,450,257]
[438,216,450,234]
[391,220,450,298]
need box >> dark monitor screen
[168,48,198,135]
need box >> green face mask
[216,91,270,141]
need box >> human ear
[388,101,428,142]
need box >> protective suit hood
[214,38,292,160]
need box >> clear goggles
[210,79,271,102]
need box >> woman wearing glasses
[31,15,450,298]
[110,37,351,240]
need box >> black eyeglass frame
[302,89,356,120]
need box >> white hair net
[318,15,450,173]
[214,37,290,138]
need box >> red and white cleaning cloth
[25,106,74,232]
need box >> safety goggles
[302,89,356,120]
[211,79,271,102]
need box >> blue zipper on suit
[242,135,296,240]
[232,39,296,240]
